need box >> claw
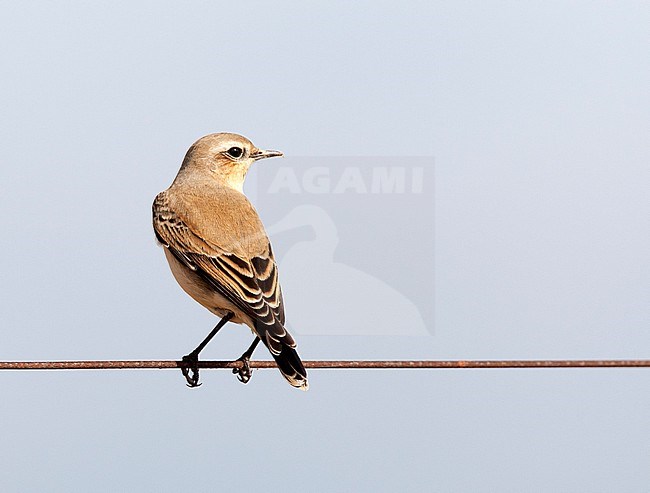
[232,357,253,384]
[181,353,201,388]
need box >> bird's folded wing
[153,194,291,353]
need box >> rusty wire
[0,359,649,371]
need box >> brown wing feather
[153,192,290,349]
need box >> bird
[152,132,308,390]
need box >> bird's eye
[226,147,244,159]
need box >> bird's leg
[181,312,234,388]
[232,337,261,384]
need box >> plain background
[1,1,649,491]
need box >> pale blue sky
[1,1,649,491]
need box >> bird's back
[156,183,269,259]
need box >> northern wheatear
[153,133,308,390]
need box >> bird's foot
[232,356,253,384]
[181,352,202,388]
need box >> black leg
[232,337,261,384]
[181,312,234,388]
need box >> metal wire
[0,359,649,370]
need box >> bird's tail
[272,344,309,391]
[256,321,309,391]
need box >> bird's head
[175,132,283,192]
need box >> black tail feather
[272,344,308,390]
[254,320,308,390]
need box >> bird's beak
[251,149,284,161]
